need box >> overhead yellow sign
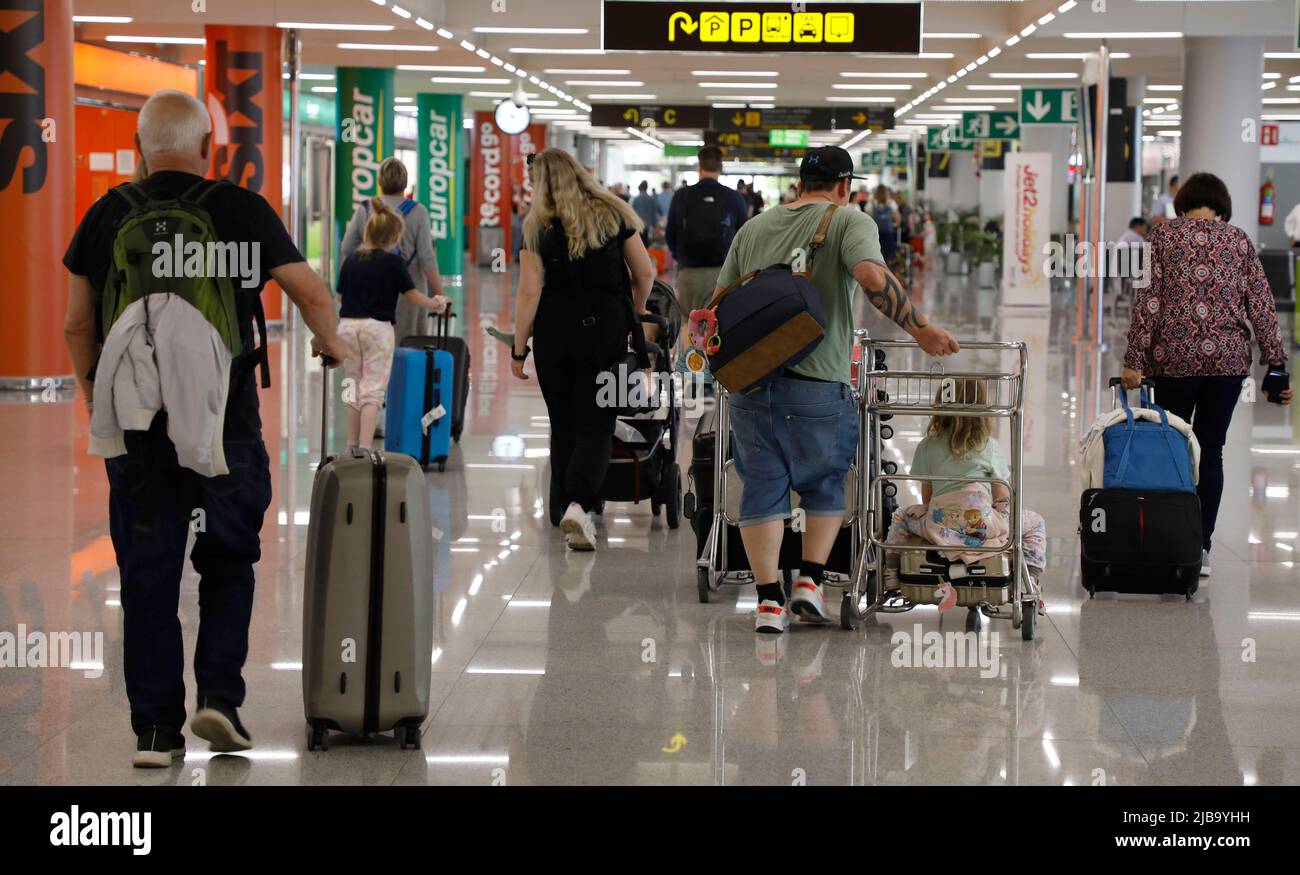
[603,2,921,54]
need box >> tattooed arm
[852,260,959,355]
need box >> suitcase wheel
[696,566,711,604]
[306,721,328,752]
[394,721,422,751]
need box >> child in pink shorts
[336,197,449,449]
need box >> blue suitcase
[385,345,452,471]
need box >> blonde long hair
[927,378,992,459]
[362,196,403,252]
[523,148,643,260]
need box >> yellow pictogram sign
[666,10,856,45]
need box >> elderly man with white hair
[63,89,348,768]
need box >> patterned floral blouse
[1123,218,1286,377]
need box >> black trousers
[106,432,272,735]
[1151,375,1245,551]
[534,305,626,516]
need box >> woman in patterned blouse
[1122,172,1292,576]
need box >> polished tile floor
[2,258,1297,786]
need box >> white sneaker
[754,600,790,634]
[789,576,833,624]
[1200,549,1211,578]
[559,502,597,551]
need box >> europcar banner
[205,25,283,320]
[470,110,514,265]
[335,67,394,259]
[1002,152,1052,307]
[416,93,463,281]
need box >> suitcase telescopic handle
[320,356,332,468]
[1109,376,1156,408]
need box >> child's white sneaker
[559,502,597,551]
[754,600,790,634]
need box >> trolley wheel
[696,566,711,604]
[839,591,857,631]
[665,464,681,530]
[306,721,328,752]
[965,607,981,633]
[1020,600,1036,641]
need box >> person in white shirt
[1151,175,1179,224]
[1284,201,1300,247]
[1118,216,1147,246]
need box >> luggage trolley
[841,339,1042,640]
[694,332,876,603]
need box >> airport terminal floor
[4,261,1297,787]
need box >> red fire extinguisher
[1260,170,1276,226]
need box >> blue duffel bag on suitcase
[1102,385,1195,492]
[386,345,453,472]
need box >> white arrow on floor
[1025,91,1051,121]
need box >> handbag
[702,203,836,394]
[1102,387,1196,492]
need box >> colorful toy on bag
[687,308,717,352]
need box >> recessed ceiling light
[105,35,206,45]
[431,77,512,84]
[472,27,588,34]
[696,82,778,89]
[943,97,1015,103]
[73,15,133,23]
[310,86,338,94]
[840,72,928,78]
[565,80,644,86]
[511,47,605,54]
[277,22,394,31]
[933,104,997,111]
[831,84,912,90]
[989,72,1078,79]
[913,52,955,59]
[283,72,337,81]
[1263,97,1300,104]
[690,70,780,76]
[1146,85,1182,91]
[338,43,440,51]
[586,93,657,99]
[1026,52,1130,59]
[1064,32,1183,38]
[1265,53,1300,59]
[706,95,783,101]
[398,65,485,72]
[967,85,1023,91]
[545,69,631,75]
[824,96,896,103]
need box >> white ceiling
[72,0,1300,140]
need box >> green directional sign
[769,128,810,148]
[1019,87,1078,125]
[926,126,946,151]
[861,150,885,171]
[943,124,975,151]
[961,110,1019,141]
[885,141,909,166]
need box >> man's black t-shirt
[338,249,415,323]
[62,171,304,441]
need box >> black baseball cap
[799,146,868,182]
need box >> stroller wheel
[665,463,681,530]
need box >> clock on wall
[494,99,531,135]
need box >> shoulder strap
[110,182,146,210]
[188,177,233,207]
[397,198,417,217]
[704,269,761,311]
[792,203,838,280]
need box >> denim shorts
[727,376,858,526]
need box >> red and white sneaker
[754,600,790,634]
[789,577,833,624]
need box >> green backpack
[100,178,270,387]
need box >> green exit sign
[769,129,810,148]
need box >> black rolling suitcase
[683,404,851,595]
[1079,488,1202,599]
[407,308,470,442]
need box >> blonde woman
[336,197,448,450]
[509,148,655,550]
[884,379,1047,582]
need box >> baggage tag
[421,404,447,434]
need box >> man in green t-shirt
[713,146,959,634]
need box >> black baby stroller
[595,280,685,528]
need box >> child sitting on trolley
[883,378,1047,589]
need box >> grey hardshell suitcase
[303,368,434,751]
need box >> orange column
[204,25,284,321]
[0,0,74,383]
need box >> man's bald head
[136,90,212,174]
